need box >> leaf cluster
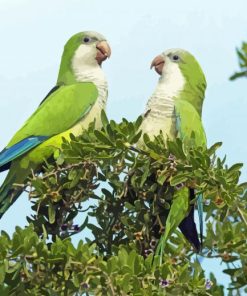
[0,225,224,295]
[230,42,247,80]
[0,113,246,295]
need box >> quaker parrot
[0,31,111,218]
[140,49,207,252]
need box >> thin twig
[39,161,97,180]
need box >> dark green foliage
[0,112,246,295]
[230,42,247,80]
[0,224,224,295]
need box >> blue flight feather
[0,136,48,166]
[175,109,185,141]
[175,110,181,133]
[197,193,204,248]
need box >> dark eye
[172,55,180,61]
[83,37,91,43]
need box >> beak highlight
[96,41,111,65]
[150,55,165,75]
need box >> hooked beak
[150,55,165,75]
[96,40,111,65]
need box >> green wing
[174,99,206,148]
[175,99,205,251]
[7,82,98,147]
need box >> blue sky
[0,0,246,289]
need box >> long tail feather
[0,188,23,219]
[178,188,201,252]
[197,193,204,248]
[0,162,30,219]
[156,187,190,262]
[0,172,22,219]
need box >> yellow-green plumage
[0,31,110,218]
[10,83,98,168]
[141,48,206,253]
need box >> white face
[72,43,99,69]
[152,49,185,97]
[160,49,183,78]
[159,52,184,87]
[72,31,110,71]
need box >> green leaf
[227,163,243,173]
[94,130,113,146]
[167,139,186,159]
[101,109,109,129]
[121,273,131,292]
[143,133,150,145]
[170,174,189,186]
[135,115,143,130]
[207,142,222,155]
[79,216,89,232]
[106,124,115,141]
[223,268,241,276]
[46,258,64,263]
[48,204,56,224]
[69,171,82,188]
[0,264,5,284]
[157,169,169,185]
[129,130,142,144]
[140,161,150,187]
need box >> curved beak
[96,40,111,65]
[150,55,165,75]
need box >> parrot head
[150,49,206,115]
[57,31,111,84]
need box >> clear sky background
[0,0,246,290]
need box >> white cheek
[162,59,177,77]
[79,44,95,58]
[160,60,185,94]
[72,44,98,68]
[70,43,108,105]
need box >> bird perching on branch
[140,49,207,254]
[0,31,111,218]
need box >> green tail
[0,185,22,219]
[0,163,28,219]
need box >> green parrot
[140,48,207,252]
[0,31,111,218]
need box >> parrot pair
[0,31,206,252]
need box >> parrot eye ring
[172,55,180,61]
[83,37,91,43]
